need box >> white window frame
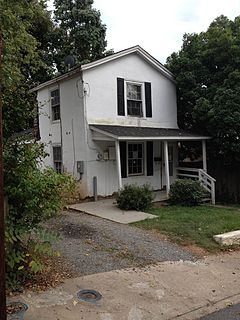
[125,81,145,118]
[50,88,60,122]
[52,145,62,173]
[127,142,144,176]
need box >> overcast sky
[48,0,240,63]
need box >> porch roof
[90,125,210,141]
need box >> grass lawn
[133,205,240,252]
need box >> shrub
[116,184,154,211]
[169,179,206,206]
[4,141,76,291]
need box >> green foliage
[169,179,206,206]
[116,184,154,211]
[4,141,76,291]
[0,0,54,139]
[166,15,240,163]
[53,0,108,73]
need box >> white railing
[176,167,216,204]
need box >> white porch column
[202,140,207,172]
[115,140,122,190]
[164,141,170,195]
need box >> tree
[0,1,76,291]
[1,0,54,139]
[53,0,108,73]
[166,15,240,163]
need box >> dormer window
[126,83,143,117]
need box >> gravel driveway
[49,210,196,276]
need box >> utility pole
[0,30,6,320]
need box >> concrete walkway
[69,198,157,224]
[18,251,240,320]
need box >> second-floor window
[127,83,143,117]
[51,89,60,121]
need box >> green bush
[169,179,206,206]
[4,141,76,291]
[116,184,154,211]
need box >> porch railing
[176,167,216,204]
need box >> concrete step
[213,230,240,245]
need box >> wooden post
[202,140,207,172]
[115,140,122,189]
[0,30,6,320]
[164,141,170,195]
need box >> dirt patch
[153,201,169,208]
[60,223,96,239]
[8,255,77,296]
[184,244,209,257]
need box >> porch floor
[69,191,167,224]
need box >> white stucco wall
[82,52,178,129]
[38,74,89,197]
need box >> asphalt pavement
[199,303,240,320]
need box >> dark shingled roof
[90,125,209,139]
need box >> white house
[32,46,216,203]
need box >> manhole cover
[77,289,102,303]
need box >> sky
[48,0,240,63]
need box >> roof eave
[30,67,82,93]
[90,125,211,141]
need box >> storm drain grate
[77,289,102,303]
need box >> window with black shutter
[127,143,144,175]
[126,83,143,117]
[117,79,152,118]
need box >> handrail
[199,169,216,182]
[176,167,216,205]
[176,167,199,172]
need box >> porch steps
[176,167,216,204]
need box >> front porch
[90,125,216,204]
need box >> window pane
[127,84,142,100]
[127,101,142,116]
[54,162,62,174]
[51,89,60,120]
[51,89,60,106]
[53,146,62,173]
[52,105,60,121]
[53,146,62,161]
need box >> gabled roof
[81,45,174,79]
[31,45,174,92]
[90,125,211,141]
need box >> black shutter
[117,78,125,116]
[147,141,153,176]
[120,141,127,178]
[145,82,152,117]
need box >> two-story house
[33,46,215,203]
